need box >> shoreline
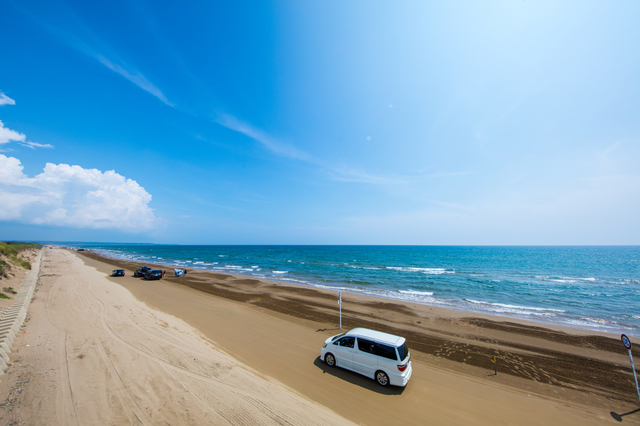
[4,247,631,424]
[79,246,629,338]
[76,248,640,405]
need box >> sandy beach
[0,247,638,425]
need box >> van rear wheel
[325,353,336,367]
[376,370,389,386]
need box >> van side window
[374,343,398,361]
[357,338,376,354]
[335,336,355,348]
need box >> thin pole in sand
[494,356,497,375]
[338,291,342,329]
[621,334,640,404]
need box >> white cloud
[0,155,157,231]
[0,120,26,145]
[0,93,15,106]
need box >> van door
[332,336,356,370]
[353,338,378,378]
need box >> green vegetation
[10,256,31,270]
[0,293,10,300]
[0,241,40,278]
[0,241,41,257]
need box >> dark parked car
[112,269,125,277]
[144,269,163,280]
[134,266,152,277]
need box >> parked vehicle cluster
[132,266,163,280]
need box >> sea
[56,244,640,336]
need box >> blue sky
[0,0,639,244]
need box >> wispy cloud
[417,170,477,178]
[95,55,172,106]
[216,112,416,186]
[15,4,172,107]
[19,141,54,150]
[0,93,15,106]
[215,113,311,161]
[327,166,408,185]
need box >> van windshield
[397,342,409,361]
[331,333,346,342]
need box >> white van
[320,328,412,387]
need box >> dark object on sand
[144,269,163,280]
[112,269,125,277]
[134,266,152,277]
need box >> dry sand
[1,247,639,425]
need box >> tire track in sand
[94,337,152,426]
[87,277,351,425]
[44,254,80,426]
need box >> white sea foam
[464,299,565,314]
[539,275,596,284]
[398,289,435,296]
[385,266,453,274]
[316,284,352,291]
[272,271,288,274]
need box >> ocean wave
[537,276,596,283]
[308,283,353,292]
[272,271,288,274]
[464,299,565,314]
[385,266,454,274]
[562,317,636,332]
[398,289,435,296]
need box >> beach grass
[0,241,40,277]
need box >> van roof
[345,328,406,346]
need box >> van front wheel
[376,370,389,386]
[325,353,336,367]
